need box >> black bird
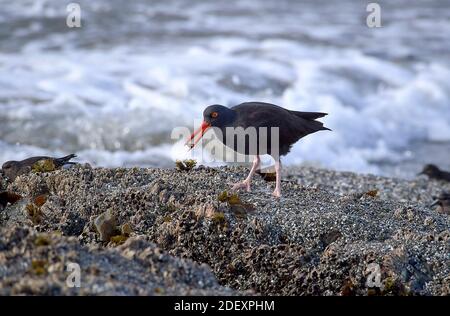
[2,154,77,182]
[186,102,330,197]
[430,192,450,215]
[419,164,450,182]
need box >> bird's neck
[216,110,237,129]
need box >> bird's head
[1,161,19,181]
[186,104,235,149]
[202,104,234,127]
[419,164,440,177]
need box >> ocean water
[0,0,449,178]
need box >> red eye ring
[211,112,218,118]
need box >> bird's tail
[291,111,331,131]
[290,111,328,120]
[55,154,77,166]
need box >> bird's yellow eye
[211,112,218,118]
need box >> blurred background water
[0,0,449,178]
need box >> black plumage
[202,102,329,158]
[419,164,450,182]
[188,102,330,197]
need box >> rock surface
[0,165,448,296]
[0,226,236,295]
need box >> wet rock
[94,210,117,242]
[60,212,87,237]
[0,226,236,295]
[0,165,448,296]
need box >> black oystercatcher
[186,102,330,197]
[419,164,450,182]
[2,154,77,182]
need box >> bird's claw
[272,188,281,198]
[231,180,251,192]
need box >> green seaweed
[212,212,226,225]
[218,191,228,202]
[26,203,43,225]
[217,191,255,219]
[121,223,133,236]
[175,159,197,171]
[110,234,128,245]
[34,235,51,247]
[32,159,56,173]
[30,260,48,276]
[365,189,379,197]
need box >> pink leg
[232,156,260,192]
[272,160,282,198]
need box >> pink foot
[231,180,251,192]
[272,188,281,198]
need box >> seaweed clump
[110,223,133,245]
[26,204,44,225]
[175,159,197,171]
[217,191,255,219]
[30,259,48,276]
[24,194,48,225]
[365,189,379,198]
[212,212,226,225]
[32,159,56,173]
[34,234,51,247]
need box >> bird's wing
[20,156,49,166]
[232,102,292,128]
[232,102,325,134]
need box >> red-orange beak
[185,121,211,150]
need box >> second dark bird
[2,154,77,182]
[419,164,450,182]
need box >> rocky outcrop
[0,165,448,295]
